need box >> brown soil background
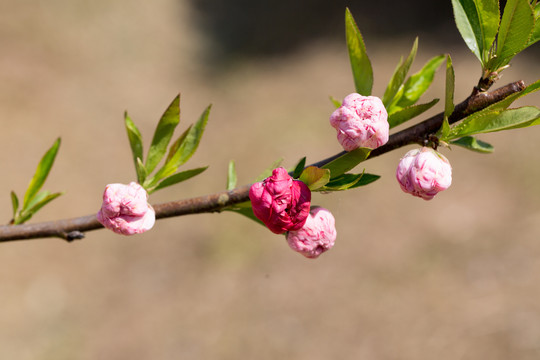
[0,1,539,359]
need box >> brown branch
[0,81,527,243]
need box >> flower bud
[249,167,311,234]
[286,207,337,259]
[330,93,389,151]
[96,182,155,235]
[396,147,452,200]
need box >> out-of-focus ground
[0,1,539,359]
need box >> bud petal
[330,93,389,151]
[249,167,311,234]
[286,207,337,259]
[396,147,452,200]
[96,182,155,235]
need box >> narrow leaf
[16,191,63,225]
[445,55,455,118]
[165,125,191,165]
[298,166,331,190]
[227,160,237,191]
[292,157,307,179]
[150,166,208,193]
[450,136,494,153]
[393,55,445,110]
[23,137,61,209]
[345,8,373,95]
[10,191,19,220]
[322,147,371,178]
[124,112,144,172]
[496,0,535,67]
[136,157,148,185]
[382,38,419,107]
[447,106,540,139]
[322,172,380,191]
[145,94,181,174]
[388,99,439,128]
[473,78,540,113]
[223,201,265,227]
[26,192,63,215]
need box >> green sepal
[320,172,380,191]
[254,158,283,182]
[124,111,144,176]
[227,160,237,191]
[298,166,331,190]
[345,8,373,95]
[322,147,371,178]
[382,38,418,108]
[145,94,181,174]
[148,166,208,193]
[329,96,342,109]
[450,136,494,153]
[23,137,61,209]
[390,54,445,112]
[292,157,307,179]
[388,99,439,129]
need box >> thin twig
[0,81,526,243]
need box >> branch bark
[0,81,526,243]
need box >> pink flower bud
[330,93,389,151]
[396,147,452,200]
[286,207,337,259]
[96,182,155,235]
[249,167,311,234]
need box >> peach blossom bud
[249,167,311,234]
[396,147,452,200]
[330,93,389,151]
[96,182,155,235]
[286,207,337,259]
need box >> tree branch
[0,81,526,243]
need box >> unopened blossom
[249,167,311,234]
[96,182,155,235]
[330,93,389,151]
[286,207,337,259]
[396,147,452,200]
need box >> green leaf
[10,191,19,220]
[392,55,445,110]
[227,160,237,191]
[329,96,342,109]
[322,147,371,178]
[451,0,500,64]
[382,38,418,107]
[321,172,380,191]
[298,166,331,190]
[165,125,191,165]
[15,191,63,225]
[496,0,535,67]
[223,201,265,227]
[527,2,540,46]
[145,94,181,174]
[254,158,283,182]
[388,99,439,128]
[23,137,61,209]
[292,157,307,179]
[446,106,540,140]
[450,136,494,153]
[444,55,455,118]
[475,78,540,112]
[124,111,144,174]
[136,157,148,185]
[149,166,208,193]
[345,8,373,95]
[151,105,211,183]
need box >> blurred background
[0,0,539,359]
